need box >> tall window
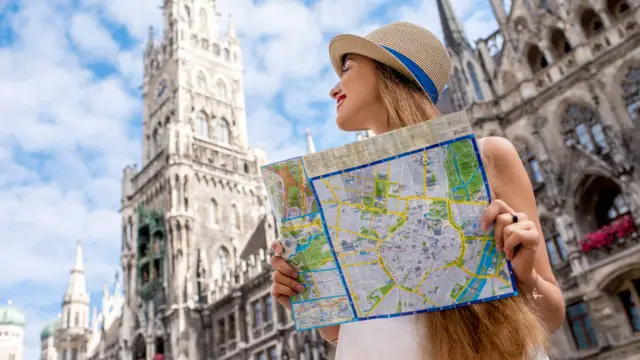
[216,79,227,99]
[268,346,278,360]
[209,199,218,224]
[541,218,568,266]
[212,247,230,280]
[621,67,640,126]
[514,139,544,185]
[264,295,273,323]
[567,302,598,350]
[70,349,77,360]
[197,71,207,89]
[217,119,230,145]
[253,300,263,327]
[230,204,241,230]
[466,62,484,101]
[618,286,640,333]
[196,112,208,138]
[562,105,609,153]
[9,353,15,360]
[199,8,207,31]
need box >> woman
[270,22,565,360]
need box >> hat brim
[328,34,431,103]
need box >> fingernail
[296,284,305,292]
[292,272,298,278]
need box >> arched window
[217,119,230,145]
[197,71,207,90]
[199,8,208,32]
[550,28,572,58]
[196,112,209,137]
[561,104,609,153]
[541,217,568,267]
[453,67,468,108]
[216,79,227,99]
[212,247,231,280]
[213,44,221,56]
[527,45,548,73]
[466,62,484,101]
[224,48,230,61]
[209,199,217,224]
[621,67,640,125]
[580,9,604,38]
[606,0,630,19]
[514,139,544,186]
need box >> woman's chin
[336,114,361,132]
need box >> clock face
[157,79,167,99]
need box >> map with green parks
[260,110,518,331]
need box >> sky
[0,0,502,358]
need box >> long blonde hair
[374,62,549,360]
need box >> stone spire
[436,0,471,54]
[66,240,87,297]
[306,129,316,154]
[227,14,237,39]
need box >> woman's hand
[269,241,305,311]
[481,199,540,287]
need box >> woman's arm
[482,137,566,332]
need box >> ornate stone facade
[436,0,640,359]
[111,1,334,360]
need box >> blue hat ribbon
[381,45,440,104]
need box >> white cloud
[0,1,501,359]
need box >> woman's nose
[330,82,342,99]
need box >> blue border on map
[264,134,519,331]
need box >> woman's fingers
[273,270,304,293]
[480,199,514,232]
[502,220,535,259]
[271,241,284,256]
[269,254,298,279]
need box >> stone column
[554,209,584,275]
[586,291,624,346]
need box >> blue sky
[0,0,501,358]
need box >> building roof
[40,318,61,339]
[0,302,26,327]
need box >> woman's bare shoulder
[478,136,527,195]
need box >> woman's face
[331,54,385,132]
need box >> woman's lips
[337,94,346,109]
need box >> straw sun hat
[328,21,451,105]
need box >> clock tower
[120,1,269,360]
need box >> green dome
[40,319,61,339]
[0,303,26,327]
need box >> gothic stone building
[114,1,334,360]
[435,0,640,359]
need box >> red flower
[579,215,636,253]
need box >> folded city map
[260,110,518,331]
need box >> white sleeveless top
[334,315,551,360]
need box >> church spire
[305,129,316,154]
[66,240,87,297]
[227,14,237,40]
[436,0,471,54]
